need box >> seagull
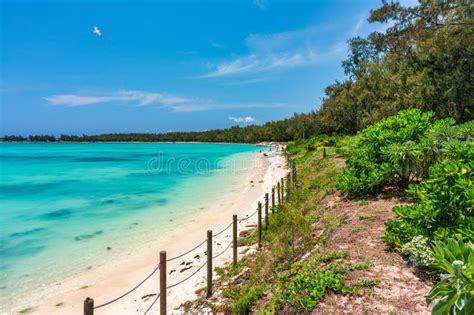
[93,25,102,38]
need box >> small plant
[401,235,434,267]
[231,283,267,313]
[356,277,381,287]
[359,199,369,206]
[426,239,473,315]
[384,141,421,185]
[339,217,351,225]
[358,213,377,221]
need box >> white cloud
[253,0,268,10]
[44,90,284,112]
[44,90,190,107]
[228,116,257,123]
[201,16,368,78]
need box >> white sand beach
[15,152,287,314]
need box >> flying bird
[93,25,102,38]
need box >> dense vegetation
[194,108,472,314]
[2,1,472,143]
[332,108,473,314]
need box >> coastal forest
[2,1,472,143]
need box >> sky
[0,0,407,136]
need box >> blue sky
[1,0,401,136]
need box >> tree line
[2,1,472,143]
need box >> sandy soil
[14,152,287,315]
[312,193,433,315]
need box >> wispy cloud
[228,116,257,123]
[209,40,224,48]
[44,90,190,108]
[253,0,268,10]
[44,90,284,112]
[201,16,367,78]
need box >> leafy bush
[383,160,473,249]
[337,109,442,196]
[230,283,267,314]
[426,239,473,315]
[401,235,434,267]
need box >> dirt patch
[312,194,432,315]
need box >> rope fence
[144,293,160,315]
[166,238,207,262]
[167,261,207,289]
[83,151,297,315]
[212,240,233,259]
[93,262,160,309]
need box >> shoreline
[0,141,283,146]
[13,152,287,314]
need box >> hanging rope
[213,221,233,237]
[212,240,233,259]
[238,208,258,223]
[143,292,160,315]
[166,238,207,262]
[166,261,207,289]
[94,262,160,309]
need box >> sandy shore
[17,152,287,314]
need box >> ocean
[0,142,261,309]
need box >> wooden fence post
[257,202,262,248]
[280,178,284,201]
[206,230,212,298]
[264,193,269,230]
[293,164,297,184]
[84,297,94,315]
[160,251,166,315]
[277,182,281,204]
[286,173,291,199]
[289,160,294,182]
[323,147,326,158]
[271,187,275,209]
[233,215,237,265]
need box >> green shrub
[426,239,473,315]
[231,283,267,314]
[337,109,440,196]
[383,160,473,249]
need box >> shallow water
[0,142,261,308]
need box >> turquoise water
[0,142,260,308]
